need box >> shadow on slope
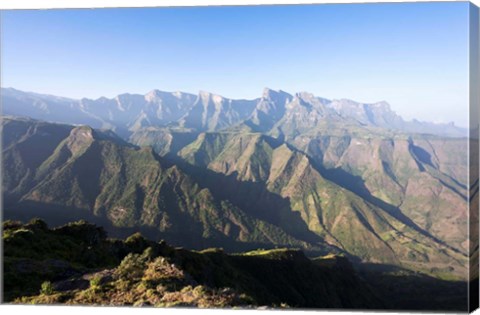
[161,156,326,248]
[316,165,463,255]
[3,219,382,309]
[357,262,468,312]
[3,200,316,255]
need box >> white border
[1,0,479,315]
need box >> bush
[116,252,148,279]
[125,233,150,253]
[40,281,54,295]
[2,220,23,231]
[26,218,48,231]
[90,276,102,290]
[54,221,107,245]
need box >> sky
[1,2,470,127]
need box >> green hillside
[2,117,315,252]
[178,131,467,277]
[4,219,382,309]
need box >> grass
[3,219,385,309]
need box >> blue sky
[1,2,470,126]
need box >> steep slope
[328,98,467,137]
[2,87,467,137]
[2,117,79,200]
[1,88,104,128]
[128,127,199,157]
[244,88,294,132]
[78,90,197,135]
[4,219,383,309]
[1,87,472,279]
[287,133,469,254]
[268,92,350,138]
[179,91,257,131]
[1,88,199,137]
[178,132,467,275]
[2,118,310,251]
[329,99,403,127]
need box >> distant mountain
[179,91,257,131]
[2,88,197,137]
[1,88,103,129]
[246,88,295,132]
[79,89,197,135]
[1,87,468,138]
[329,98,467,137]
[1,87,473,282]
[2,117,468,278]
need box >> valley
[1,87,477,310]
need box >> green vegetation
[2,90,474,311]
[2,117,469,279]
[40,281,54,295]
[176,129,468,277]
[3,219,381,309]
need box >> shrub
[40,281,54,295]
[2,220,23,231]
[26,218,48,231]
[115,251,150,279]
[90,276,102,290]
[125,233,150,254]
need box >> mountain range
[2,87,475,285]
[2,87,467,138]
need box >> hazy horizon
[1,2,470,126]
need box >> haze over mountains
[2,87,467,138]
[1,87,475,285]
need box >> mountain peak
[295,91,316,101]
[262,87,275,98]
[172,91,184,99]
[2,87,468,137]
[146,89,161,96]
[262,88,292,101]
[71,125,95,139]
[198,90,212,98]
[145,89,163,102]
[198,90,224,104]
[198,90,221,96]
[370,101,391,111]
[65,125,96,155]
